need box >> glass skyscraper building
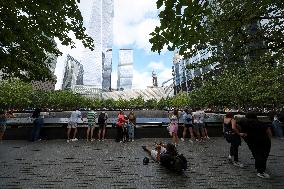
[62,54,84,90]
[80,0,114,89]
[117,49,133,90]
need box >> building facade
[62,54,84,90]
[102,49,112,91]
[80,0,114,88]
[117,49,133,90]
[172,50,213,95]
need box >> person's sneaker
[228,155,232,162]
[90,139,94,142]
[131,139,134,142]
[181,138,185,142]
[257,172,270,179]
[189,139,193,144]
[119,140,123,143]
[233,161,244,168]
[206,136,210,139]
[67,139,70,143]
[142,146,147,151]
[71,138,78,142]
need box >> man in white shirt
[192,108,205,142]
[67,108,83,142]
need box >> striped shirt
[87,111,97,124]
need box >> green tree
[0,0,94,81]
[150,0,284,108]
[0,79,33,109]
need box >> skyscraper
[102,48,112,91]
[117,49,133,90]
[62,54,84,90]
[80,0,114,88]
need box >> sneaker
[90,139,94,142]
[257,172,270,179]
[181,138,185,142]
[67,139,70,143]
[119,140,123,143]
[206,136,210,139]
[189,139,193,144]
[228,155,232,161]
[233,161,244,168]
[102,139,104,141]
[71,138,78,142]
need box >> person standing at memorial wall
[272,114,284,140]
[181,109,194,143]
[116,110,126,143]
[30,108,44,142]
[67,108,83,143]
[128,110,136,141]
[98,111,108,141]
[192,107,205,142]
[0,110,8,143]
[86,109,97,142]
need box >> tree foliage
[150,0,284,108]
[0,0,94,81]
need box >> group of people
[115,110,136,143]
[167,108,210,146]
[66,109,137,143]
[67,108,109,143]
[223,112,280,179]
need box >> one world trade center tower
[81,0,114,89]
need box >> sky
[54,0,174,90]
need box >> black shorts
[184,124,193,128]
[99,124,106,129]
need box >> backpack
[186,117,192,122]
[173,154,188,172]
[98,113,105,125]
[160,153,188,172]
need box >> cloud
[113,0,159,52]
[132,69,152,89]
[147,61,165,70]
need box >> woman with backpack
[98,111,108,141]
[181,109,194,143]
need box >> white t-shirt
[70,110,82,123]
[192,110,205,123]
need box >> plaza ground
[0,138,284,189]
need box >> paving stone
[0,138,283,189]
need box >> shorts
[193,123,204,130]
[88,122,95,128]
[184,124,193,128]
[99,124,106,129]
[67,121,77,129]
[169,124,178,134]
[0,124,6,133]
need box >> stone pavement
[0,138,283,189]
